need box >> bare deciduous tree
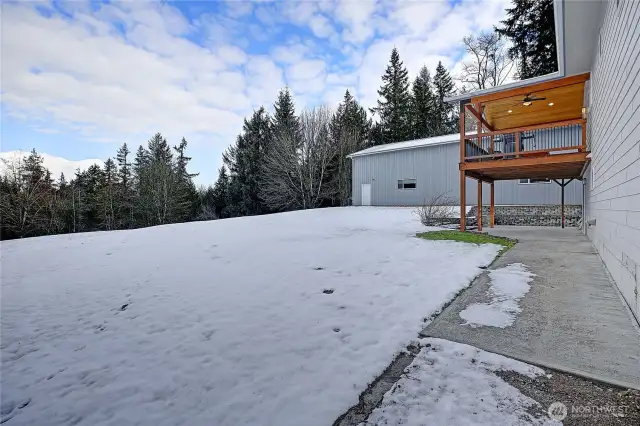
[458,32,515,92]
[261,106,334,211]
[413,192,458,227]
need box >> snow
[1,207,501,426]
[347,133,460,158]
[364,338,555,426]
[459,263,535,328]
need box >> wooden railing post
[460,102,466,162]
[581,119,587,152]
[475,102,482,151]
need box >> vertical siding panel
[587,0,640,321]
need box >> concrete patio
[421,226,640,389]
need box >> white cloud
[309,15,334,39]
[0,150,104,180]
[217,45,248,65]
[335,0,377,43]
[225,1,254,18]
[272,43,309,64]
[1,0,512,183]
[287,60,326,81]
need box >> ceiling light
[508,109,512,113]
[548,102,554,106]
[523,101,532,106]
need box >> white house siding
[585,0,640,320]
[351,142,582,207]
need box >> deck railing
[462,118,586,162]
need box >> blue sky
[1,0,510,184]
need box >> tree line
[0,135,201,240]
[0,0,555,239]
[0,47,458,239]
[212,49,458,217]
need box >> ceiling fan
[519,93,547,106]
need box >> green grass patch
[416,230,516,254]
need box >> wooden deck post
[460,171,466,231]
[515,131,521,158]
[477,180,483,232]
[460,100,467,232]
[490,182,495,228]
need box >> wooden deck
[458,74,592,231]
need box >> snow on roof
[347,133,460,158]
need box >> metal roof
[347,133,460,158]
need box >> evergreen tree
[432,61,457,135]
[211,166,230,218]
[371,47,412,144]
[133,145,151,226]
[496,0,557,79]
[173,138,199,181]
[57,172,74,234]
[172,137,199,222]
[81,164,105,230]
[100,158,117,230]
[412,65,437,139]
[326,90,371,206]
[116,143,133,228]
[224,107,272,215]
[148,133,172,166]
[145,133,176,225]
[272,87,299,136]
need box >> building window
[519,178,551,184]
[398,179,417,189]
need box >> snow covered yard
[1,207,500,426]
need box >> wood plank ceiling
[482,82,586,130]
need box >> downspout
[582,177,587,235]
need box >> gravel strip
[496,369,640,425]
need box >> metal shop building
[348,132,584,226]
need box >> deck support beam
[490,182,495,228]
[477,180,483,232]
[459,100,467,232]
[465,104,494,132]
[553,178,575,228]
[460,171,466,232]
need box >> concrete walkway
[421,226,640,389]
